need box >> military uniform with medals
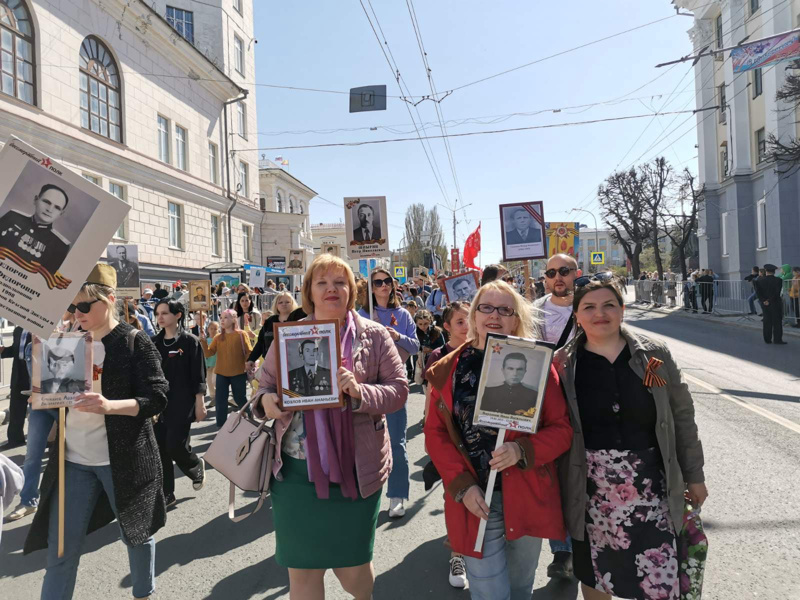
[288,364,332,396]
[481,382,538,415]
[0,209,70,274]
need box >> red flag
[463,223,481,270]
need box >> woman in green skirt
[255,254,409,599]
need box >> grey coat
[553,325,705,540]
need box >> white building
[578,228,627,271]
[674,0,800,279]
[310,222,357,273]
[0,0,261,286]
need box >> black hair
[155,283,162,290]
[235,291,254,318]
[480,264,505,286]
[299,339,318,353]
[37,184,69,210]
[155,299,185,329]
[503,352,527,368]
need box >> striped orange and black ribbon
[0,247,72,290]
[643,357,667,388]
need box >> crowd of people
[0,253,709,600]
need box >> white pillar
[724,0,753,175]
[689,18,718,186]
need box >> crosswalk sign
[394,266,406,278]
[590,252,605,265]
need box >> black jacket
[153,330,206,424]
[25,323,169,554]
[1,326,31,396]
[754,274,783,303]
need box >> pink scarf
[304,311,358,499]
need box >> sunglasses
[575,272,615,288]
[545,266,577,279]
[67,299,100,314]
[476,303,516,317]
[371,277,393,288]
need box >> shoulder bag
[204,394,276,522]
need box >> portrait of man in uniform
[40,344,85,394]
[352,204,382,242]
[288,339,332,396]
[480,352,538,415]
[442,271,480,304]
[452,278,476,302]
[193,285,207,304]
[107,244,139,288]
[0,183,71,275]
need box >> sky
[251,1,699,266]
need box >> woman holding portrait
[254,253,408,599]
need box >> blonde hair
[76,283,116,311]
[274,291,298,314]
[219,308,240,340]
[206,320,220,335]
[467,280,537,341]
[301,254,357,315]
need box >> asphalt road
[1,309,799,599]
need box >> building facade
[577,228,627,271]
[0,0,261,286]
[674,0,800,279]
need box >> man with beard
[532,252,578,580]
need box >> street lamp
[572,208,600,272]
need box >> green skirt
[271,454,381,569]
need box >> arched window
[276,191,282,212]
[0,0,35,105]
[289,196,295,213]
[299,203,304,215]
[79,36,122,142]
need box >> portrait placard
[321,243,341,257]
[274,320,343,411]
[499,201,546,261]
[0,137,129,339]
[286,249,305,275]
[30,331,93,409]
[473,334,553,434]
[189,280,211,311]
[344,196,389,258]
[248,267,266,289]
[106,243,140,298]
[442,271,480,304]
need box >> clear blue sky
[252,1,698,265]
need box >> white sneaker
[449,555,467,588]
[6,504,37,521]
[388,497,405,518]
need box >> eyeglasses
[371,277,393,288]
[575,272,615,288]
[545,266,577,279]
[67,299,100,314]
[476,303,516,317]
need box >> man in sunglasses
[533,253,579,580]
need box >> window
[289,197,295,213]
[721,212,728,256]
[211,215,220,256]
[79,36,121,142]
[109,182,126,239]
[166,7,194,43]
[234,34,244,75]
[175,124,187,170]
[720,147,729,178]
[756,127,766,162]
[752,68,762,98]
[208,142,219,184]
[718,84,727,123]
[168,202,182,248]
[0,0,35,105]
[299,203,304,215]
[242,225,251,261]
[757,197,767,248]
[233,0,242,14]
[82,173,100,186]
[238,161,248,197]
[716,14,723,49]
[157,115,170,163]
[276,191,282,212]
[750,0,760,15]
[237,101,246,138]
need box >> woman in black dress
[153,299,208,507]
[555,276,707,600]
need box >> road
[1,309,799,599]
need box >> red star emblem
[40,158,52,168]
[492,343,502,354]
[310,326,319,335]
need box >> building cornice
[259,168,318,198]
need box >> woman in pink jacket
[254,253,408,600]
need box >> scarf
[303,311,358,500]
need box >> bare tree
[767,61,800,173]
[597,168,653,279]
[403,204,446,271]
[660,169,702,279]
[640,157,673,278]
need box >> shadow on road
[202,555,289,600]
[531,577,579,599]
[373,536,465,598]
[720,389,799,404]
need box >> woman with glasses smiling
[424,280,573,600]
[24,264,169,600]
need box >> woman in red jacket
[425,280,573,600]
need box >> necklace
[163,336,178,347]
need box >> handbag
[204,394,276,522]
[678,498,708,599]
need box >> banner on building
[732,30,800,73]
[106,244,139,299]
[265,256,286,274]
[545,222,580,259]
[0,137,129,339]
[344,196,390,258]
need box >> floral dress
[572,344,679,600]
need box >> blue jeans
[549,535,572,554]
[386,405,409,499]
[20,408,58,507]
[42,462,155,599]
[748,291,759,314]
[215,373,248,428]
[464,491,543,600]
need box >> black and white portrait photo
[321,243,341,257]
[275,320,342,410]
[286,249,305,275]
[473,335,553,433]
[499,201,546,261]
[344,196,390,258]
[442,271,480,304]
[106,244,140,291]
[31,331,93,409]
[189,279,211,311]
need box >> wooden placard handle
[57,407,66,558]
[473,428,506,552]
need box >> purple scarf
[304,311,358,500]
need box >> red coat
[424,343,572,558]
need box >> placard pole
[524,262,532,301]
[367,264,374,318]
[57,406,66,558]
[473,428,506,552]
